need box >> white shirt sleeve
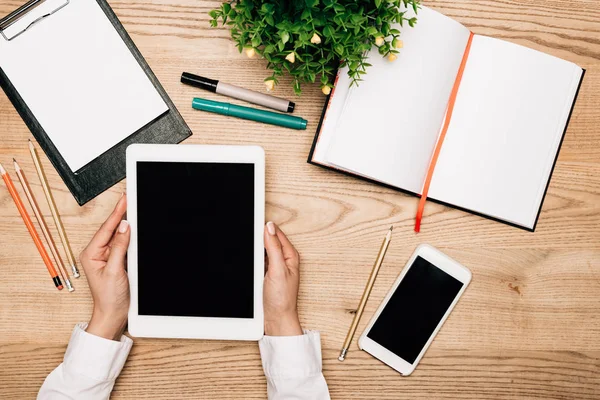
[259,330,331,400]
[39,325,330,400]
[38,323,133,400]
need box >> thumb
[264,222,286,277]
[107,220,131,273]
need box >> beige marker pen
[181,72,295,113]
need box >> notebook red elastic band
[415,32,474,233]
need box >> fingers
[106,220,131,274]
[264,222,300,273]
[264,222,286,277]
[89,194,127,248]
[275,227,300,270]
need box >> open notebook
[309,6,584,231]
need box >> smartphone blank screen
[367,256,464,364]
[136,161,255,319]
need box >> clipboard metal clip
[0,0,70,42]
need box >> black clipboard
[0,0,192,205]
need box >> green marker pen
[192,98,307,130]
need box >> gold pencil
[339,226,393,361]
[28,140,80,278]
[14,159,74,292]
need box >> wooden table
[1,0,599,398]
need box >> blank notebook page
[0,0,168,172]
[428,35,583,228]
[325,7,471,194]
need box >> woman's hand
[80,195,131,341]
[263,222,303,336]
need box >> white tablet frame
[358,244,471,375]
[126,144,265,340]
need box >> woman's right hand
[263,222,303,336]
[80,195,131,341]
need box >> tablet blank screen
[136,161,255,318]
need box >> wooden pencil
[28,140,80,278]
[0,162,63,290]
[338,226,393,361]
[14,159,74,292]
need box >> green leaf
[333,4,345,13]
[334,44,344,56]
[305,0,319,7]
[375,0,382,7]
[293,79,302,95]
[222,3,231,14]
[382,22,390,35]
[280,31,290,44]
[351,14,363,24]
[208,10,218,19]
[323,25,334,37]
[260,3,274,13]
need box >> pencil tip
[0,162,5,175]
[389,225,393,231]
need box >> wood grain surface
[1,0,599,398]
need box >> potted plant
[210,0,420,95]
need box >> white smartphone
[358,244,471,376]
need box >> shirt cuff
[63,323,133,382]
[259,330,323,379]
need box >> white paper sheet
[324,6,472,194]
[0,0,168,171]
[428,35,583,229]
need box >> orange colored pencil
[0,162,63,290]
[14,159,74,292]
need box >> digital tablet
[126,144,265,340]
